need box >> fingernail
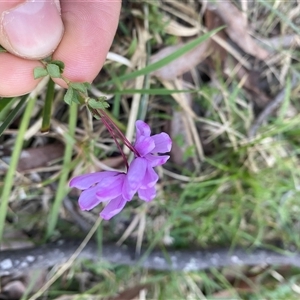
[2,0,64,59]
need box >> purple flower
[69,121,172,220]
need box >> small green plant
[34,60,110,110]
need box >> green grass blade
[101,27,223,87]
[0,98,16,121]
[0,95,37,242]
[0,95,27,136]
[46,102,77,238]
[41,78,55,133]
[0,97,14,112]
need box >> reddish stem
[88,106,142,170]
[101,116,129,170]
[99,109,140,157]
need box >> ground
[1,0,300,299]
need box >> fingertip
[52,1,121,84]
[0,0,64,60]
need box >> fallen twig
[1,240,300,276]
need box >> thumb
[0,0,64,60]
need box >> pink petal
[122,157,147,201]
[96,173,125,202]
[145,154,170,167]
[78,185,103,211]
[151,133,172,153]
[100,196,127,220]
[134,136,155,157]
[138,186,156,202]
[69,171,118,190]
[140,166,159,189]
[135,120,151,139]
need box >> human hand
[0,0,121,97]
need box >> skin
[0,0,121,97]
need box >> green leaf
[72,90,82,104]
[88,98,110,109]
[46,63,61,78]
[0,97,14,113]
[83,82,91,89]
[93,114,101,120]
[0,95,27,137]
[70,82,87,93]
[33,67,48,79]
[64,87,74,105]
[50,60,65,72]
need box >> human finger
[52,0,121,87]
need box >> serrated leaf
[88,98,109,109]
[47,63,61,78]
[50,60,65,72]
[98,96,107,101]
[102,102,110,108]
[98,97,110,108]
[64,87,74,105]
[33,67,48,79]
[70,82,87,93]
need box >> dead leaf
[205,9,228,66]
[17,143,64,172]
[207,1,270,60]
[151,40,211,80]
[1,280,25,300]
[90,155,124,171]
[212,289,238,298]
[108,284,151,300]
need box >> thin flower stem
[88,106,142,170]
[100,109,140,156]
[90,107,129,169]
[100,115,129,170]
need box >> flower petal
[145,154,170,167]
[134,136,155,157]
[96,173,125,202]
[151,133,172,153]
[135,120,151,139]
[138,186,156,202]
[78,185,103,211]
[69,171,118,190]
[122,157,147,201]
[100,196,127,220]
[140,166,159,189]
